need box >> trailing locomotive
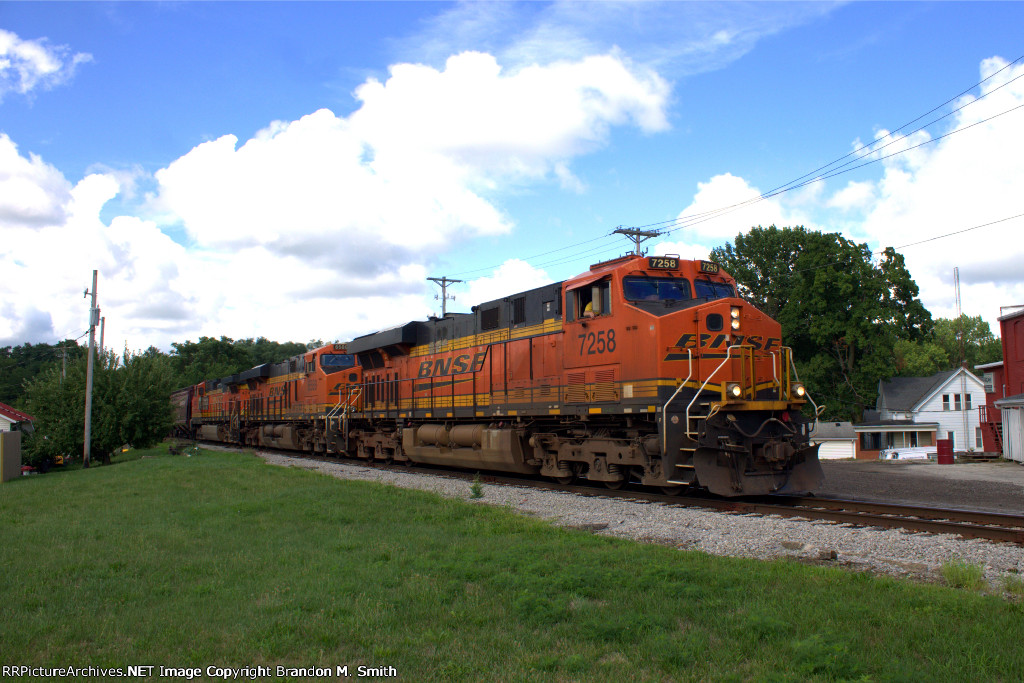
[172,254,824,496]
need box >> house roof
[855,420,939,432]
[878,370,957,411]
[0,402,35,423]
[878,368,984,412]
[810,421,855,440]
[995,393,1024,408]
[997,306,1024,322]
[975,361,1003,371]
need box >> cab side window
[568,279,612,320]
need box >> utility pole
[428,276,462,317]
[954,266,968,450]
[83,270,99,469]
[613,226,661,256]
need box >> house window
[976,427,983,449]
[859,432,882,450]
[954,394,962,411]
[965,394,972,410]
[942,394,950,411]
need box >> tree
[892,339,949,377]
[710,226,932,421]
[933,315,1002,369]
[169,336,310,387]
[23,348,176,466]
[0,340,86,407]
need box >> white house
[855,368,988,458]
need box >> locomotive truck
[172,253,824,496]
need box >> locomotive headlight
[731,318,741,330]
[792,383,806,398]
[726,382,742,399]
[730,307,741,330]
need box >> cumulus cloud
[0,28,92,101]
[151,51,668,266]
[461,259,554,309]
[6,49,671,351]
[670,172,818,246]
[0,134,73,228]
[854,56,1024,324]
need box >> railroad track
[201,442,1024,545]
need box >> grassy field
[1,445,1022,681]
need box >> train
[171,253,824,496]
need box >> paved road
[817,460,1024,514]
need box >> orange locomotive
[172,253,824,496]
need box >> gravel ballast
[254,451,1024,590]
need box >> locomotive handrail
[685,345,743,443]
[787,349,824,435]
[771,350,779,399]
[661,349,693,456]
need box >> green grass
[2,445,1023,681]
[940,559,987,591]
[1002,573,1024,598]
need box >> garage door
[816,441,855,460]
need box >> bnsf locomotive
[171,254,823,496]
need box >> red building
[977,306,1024,461]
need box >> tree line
[710,225,1001,421]
[5,337,318,467]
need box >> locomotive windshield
[623,276,691,302]
[320,354,356,373]
[693,279,735,301]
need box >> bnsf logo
[673,333,780,351]
[417,352,488,378]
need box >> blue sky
[2,1,1023,352]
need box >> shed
[995,393,1024,463]
[809,421,856,459]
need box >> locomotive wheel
[554,475,575,485]
[660,485,684,496]
[604,479,625,490]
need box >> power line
[628,55,1024,238]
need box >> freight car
[171,253,824,496]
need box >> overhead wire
[634,55,1024,237]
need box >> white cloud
[825,180,876,213]
[651,240,710,263]
[461,259,554,309]
[0,134,72,228]
[0,28,91,101]
[408,2,837,78]
[6,50,670,351]
[151,51,668,264]
[671,172,818,246]
[855,55,1024,328]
